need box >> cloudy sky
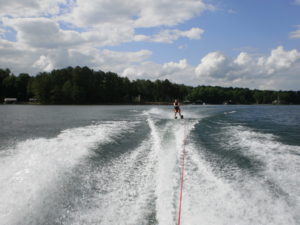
[0,0,300,90]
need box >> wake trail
[181,141,297,225]
[148,117,198,225]
[179,123,299,225]
[223,125,300,223]
[69,112,199,225]
[0,121,134,225]
[69,121,158,225]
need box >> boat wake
[0,107,299,225]
[0,121,135,225]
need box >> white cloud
[160,59,195,83]
[0,0,299,90]
[0,0,209,77]
[61,0,138,27]
[32,48,97,71]
[0,0,66,17]
[3,17,84,49]
[163,59,187,70]
[295,0,300,5]
[134,28,204,43]
[32,48,153,75]
[2,0,174,50]
[289,25,300,39]
[134,0,213,28]
[234,52,252,66]
[50,46,299,90]
[4,15,203,50]
[98,50,152,69]
[152,28,204,43]
[195,51,230,78]
[263,46,300,74]
[1,37,300,90]
[0,32,153,76]
[82,23,135,47]
[181,28,204,39]
[62,0,213,28]
[33,55,54,72]
[196,46,300,79]
[195,46,300,89]
[56,0,208,46]
[3,17,137,49]
[121,60,197,84]
[0,28,5,37]
[122,63,161,79]
[0,39,40,73]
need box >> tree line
[1,67,300,104]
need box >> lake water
[0,105,299,225]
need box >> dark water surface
[0,105,299,225]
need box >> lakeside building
[4,98,17,104]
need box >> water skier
[173,99,183,119]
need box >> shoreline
[1,102,299,106]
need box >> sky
[0,0,300,90]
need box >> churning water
[0,105,299,225]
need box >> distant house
[223,100,234,105]
[133,95,141,103]
[4,98,17,104]
[272,96,284,105]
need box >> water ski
[174,115,184,119]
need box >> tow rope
[177,121,187,225]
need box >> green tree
[62,80,73,103]
[16,73,31,101]
[1,66,299,105]
[2,75,17,98]
[31,73,52,103]
[0,69,11,100]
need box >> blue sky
[105,0,300,64]
[0,0,300,90]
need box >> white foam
[67,117,199,225]
[64,116,299,225]
[71,138,156,225]
[151,119,179,225]
[143,107,204,120]
[143,107,173,119]
[221,125,300,224]
[178,140,297,225]
[224,110,236,114]
[0,121,134,225]
[148,118,198,225]
[67,119,161,225]
[129,109,139,113]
